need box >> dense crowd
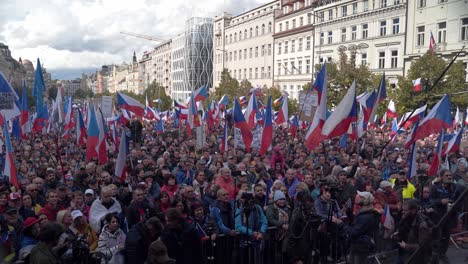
[0,116,467,264]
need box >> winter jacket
[214,176,237,200]
[29,242,60,264]
[399,213,433,264]
[39,204,64,222]
[210,200,234,235]
[161,221,203,264]
[337,207,380,253]
[234,204,268,236]
[391,178,416,199]
[281,177,300,197]
[314,197,342,221]
[69,224,99,251]
[97,225,126,264]
[125,222,150,264]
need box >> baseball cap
[9,192,21,200]
[71,210,84,220]
[85,189,94,196]
[357,191,374,203]
[379,181,393,189]
[23,217,41,229]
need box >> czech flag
[453,106,460,129]
[32,59,47,134]
[239,96,248,107]
[413,78,422,92]
[404,115,423,148]
[62,98,75,139]
[369,73,387,126]
[193,85,208,102]
[413,94,452,142]
[244,94,257,129]
[218,95,229,108]
[289,114,299,138]
[233,99,253,152]
[429,31,436,53]
[273,96,283,107]
[275,93,288,126]
[96,109,108,165]
[407,137,418,179]
[174,100,188,120]
[220,123,228,154]
[259,96,273,156]
[187,93,198,137]
[76,109,87,146]
[86,107,99,161]
[390,118,405,138]
[20,80,31,139]
[155,119,164,134]
[386,99,397,118]
[381,205,395,231]
[357,90,376,130]
[115,125,127,182]
[2,114,18,190]
[117,92,145,117]
[428,128,445,176]
[442,128,463,156]
[399,104,427,129]
[322,81,357,139]
[305,63,327,150]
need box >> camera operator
[332,191,380,264]
[287,191,320,264]
[234,191,268,264]
[29,222,66,264]
[393,199,433,264]
[430,169,462,263]
[315,183,343,263]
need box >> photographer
[234,191,268,264]
[68,210,98,251]
[29,222,65,264]
[332,191,380,264]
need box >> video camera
[241,192,255,212]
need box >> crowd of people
[0,116,467,264]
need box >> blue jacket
[234,205,268,236]
[210,200,234,235]
[174,166,195,185]
[282,177,300,197]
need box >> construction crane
[120,31,169,42]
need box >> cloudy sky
[0,0,272,79]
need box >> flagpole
[376,45,465,157]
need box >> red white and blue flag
[259,96,273,156]
[453,106,460,129]
[220,122,228,154]
[233,99,253,152]
[174,100,188,120]
[429,31,436,53]
[399,104,427,129]
[20,80,31,139]
[187,93,198,137]
[289,114,299,138]
[117,92,145,117]
[2,113,19,190]
[442,128,464,156]
[62,98,75,139]
[76,109,86,146]
[86,107,99,161]
[386,99,397,119]
[244,94,257,129]
[369,73,387,126]
[115,125,127,182]
[322,81,357,139]
[428,128,445,176]
[273,96,283,107]
[413,94,452,142]
[305,63,327,150]
[357,90,376,130]
[413,78,422,92]
[218,95,229,108]
[239,96,248,107]
[96,109,108,164]
[407,137,418,179]
[275,93,288,126]
[193,85,208,102]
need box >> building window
[234,33,237,42]
[291,40,295,53]
[418,0,426,8]
[298,38,303,51]
[320,33,324,45]
[362,24,368,39]
[268,44,272,55]
[262,24,265,35]
[261,67,264,78]
[380,0,387,8]
[391,50,398,68]
[255,68,258,79]
[267,66,271,78]
[261,45,265,56]
[234,51,237,61]
[393,18,400,34]
[278,43,282,55]
[361,52,367,65]
[284,62,289,74]
[244,30,247,39]
[285,21,289,30]
[229,34,232,43]
[352,3,357,14]
[341,28,347,42]
[328,31,333,44]
[244,49,247,59]
[239,31,242,41]
[239,50,242,60]
[307,36,311,49]
[300,17,304,27]
[394,0,401,4]
[255,26,259,36]
[249,48,253,58]
[351,26,357,40]
[291,61,295,74]
[298,60,302,74]
[318,12,323,23]
[342,6,347,17]
[380,20,387,36]
[268,22,272,33]
[306,59,311,73]
[328,9,333,20]
[234,70,237,78]
[439,0,447,3]
[250,28,253,37]
[255,47,259,57]
[279,23,282,32]
[244,69,247,79]
[437,22,447,43]
[277,63,281,75]
[285,41,289,54]
[249,68,252,79]
[417,26,425,46]
[364,0,369,11]
[378,51,385,69]
[292,19,296,28]
[462,18,468,41]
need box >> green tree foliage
[395,52,468,113]
[74,88,94,99]
[315,50,375,107]
[213,69,247,105]
[146,81,172,111]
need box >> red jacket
[214,176,237,200]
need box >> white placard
[101,96,113,118]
